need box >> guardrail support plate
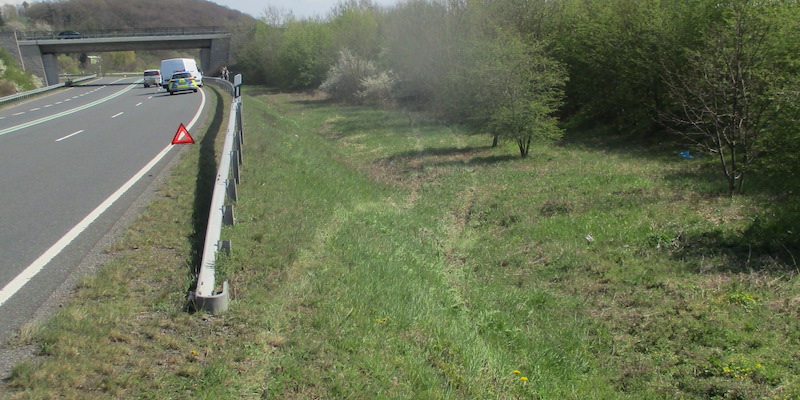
[222,205,234,226]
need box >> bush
[358,71,396,108]
[0,49,38,92]
[0,80,16,96]
[320,49,377,103]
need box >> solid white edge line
[55,130,85,142]
[0,87,207,307]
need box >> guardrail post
[226,179,238,202]
[222,205,235,226]
[237,102,244,146]
[232,151,241,185]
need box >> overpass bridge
[0,28,231,86]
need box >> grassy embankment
[3,85,799,399]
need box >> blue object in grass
[679,151,694,159]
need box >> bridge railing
[18,27,229,41]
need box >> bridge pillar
[201,37,230,79]
[41,53,60,86]
[18,45,50,86]
[1,32,54,87]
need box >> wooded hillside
[23,0,253,31]
[0,0,257,81]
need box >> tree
[382,0,454,110]
[480,34,565,157]
[329,3,382,61]
[277,20,333,90]
[663,0,781,195]
[235,20,285,85]
[260,4,295,26]
[749,1,800,178]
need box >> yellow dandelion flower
[513,370,521,375]
[520,376,528,382]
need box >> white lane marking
[0,82,138,137]
[55,130,85,142]
[0,88,207,307]
[111,112,124,119]
[44,104,52,108]
[29,108,40,112]
[12,112,24,116]
[135,102,143,107]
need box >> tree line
[233,0,800,195]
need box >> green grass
[2,88,800,399]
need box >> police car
[167,71,199,95]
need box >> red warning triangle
[171,123,195,144]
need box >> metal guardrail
[0,74,96,106]
[189,75,243,314]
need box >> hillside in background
[23,0,255,32]
[0,0,260,76]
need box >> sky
[0,1,401,20]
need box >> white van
[160,58,203,88]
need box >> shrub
[0,80,16,96]
[0,49,38,92]
[320,49,377,103]
[358,71,396,108]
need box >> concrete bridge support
[18,44,51,86]
[1,32,56,86]
[201,38,231,78]
[41,54,59,86]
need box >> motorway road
[0,77,208,344]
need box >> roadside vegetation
[0,50,39,96]
[3,86,799,399]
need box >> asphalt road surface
[0,76,208,345]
